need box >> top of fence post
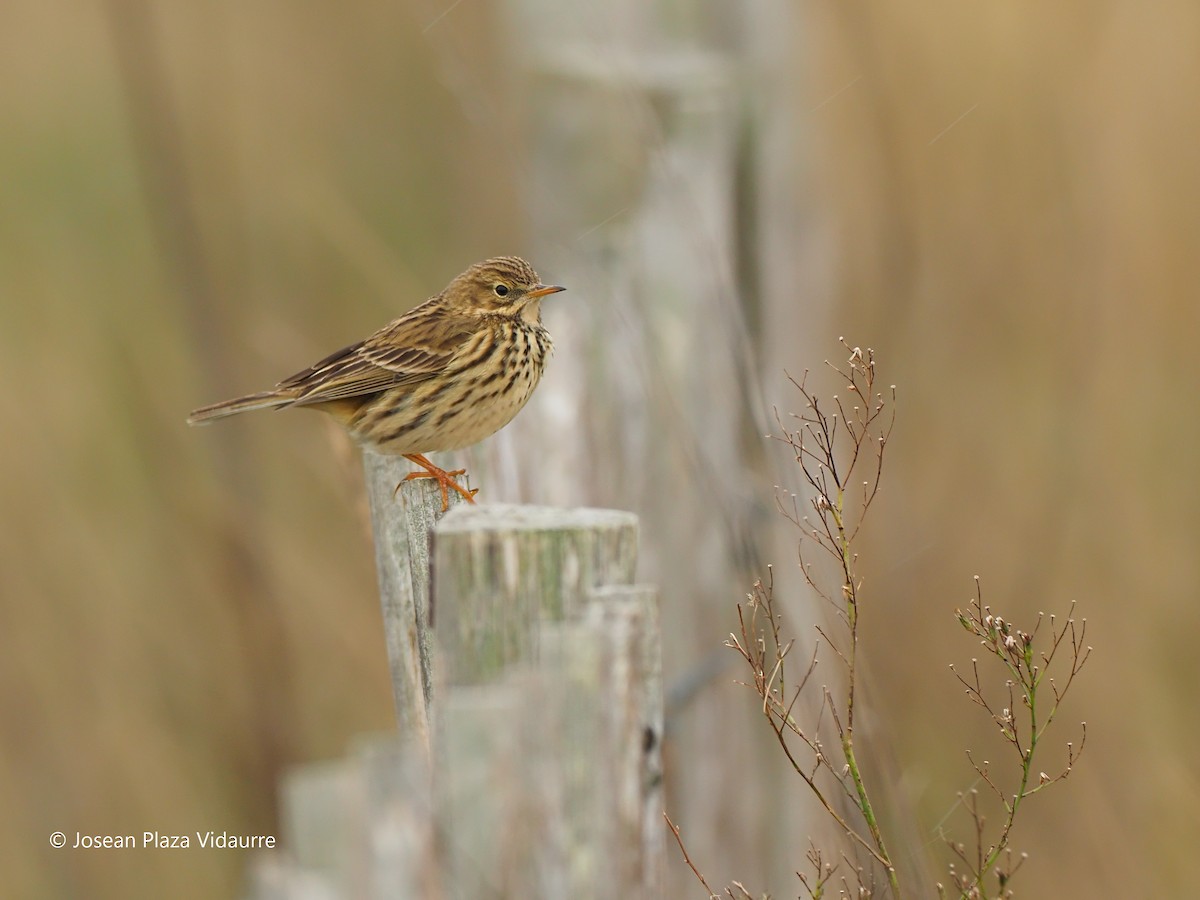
[432,503,639,686]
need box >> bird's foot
[395,453,478,511]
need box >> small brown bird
[188,256,565,509]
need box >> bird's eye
[493,283,510,298]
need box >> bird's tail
[187,391,294,425]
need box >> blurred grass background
[2,1,1198,897]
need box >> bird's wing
[277,302,475,405]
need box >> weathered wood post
[361,449,471,751]
[252,466,663,898]
[431,504,638,682]
[432,506,662,898]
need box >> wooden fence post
[436,590,663,899]
[431,504,639,685]
[250,489,661,898]
[586,584,665,896]
[258,736,436,899]
[361,449,470,750]
[430,506,659,898]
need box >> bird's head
[447,256,565,324]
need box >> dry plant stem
[797,843,838,898]
[665,814,756,900]
[775,344,900,896]
[722,344,901,896]
[664,812,719,900]
[730,577,891,874]
[717,341,1090,900]
[949,578,1091,895]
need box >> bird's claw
[395,454,478,511]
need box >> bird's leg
[395,453,478,511]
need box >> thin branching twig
[668,342,1091,900]
[728,342,900,896]
[943,578,1091,896]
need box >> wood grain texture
[431,503,639,686]
[362,449,470,748]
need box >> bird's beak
[527,284,566,299]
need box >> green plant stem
[832,489,901,898]
[971,667,1039,894]
[842,734,899,894]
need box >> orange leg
[395,453,478,511]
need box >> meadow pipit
[188,257,565,509]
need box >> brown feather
[186,391,293,424]
[274,295,477,406]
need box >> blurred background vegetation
[2,1,1197,897]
